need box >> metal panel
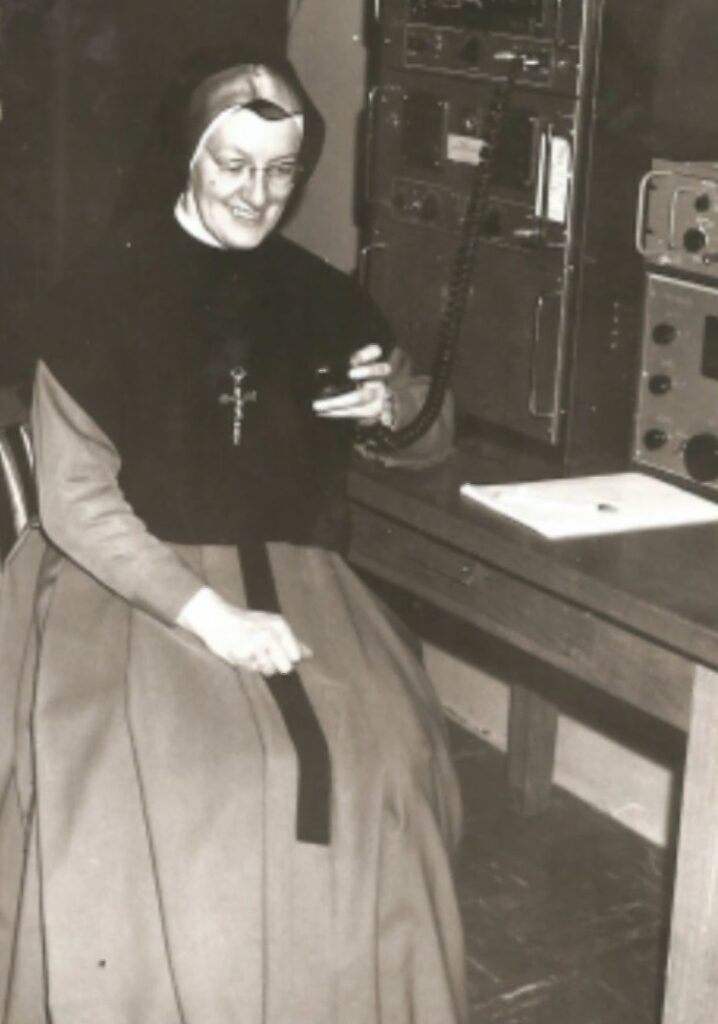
[634,274,718,493]
[362,0,662,472]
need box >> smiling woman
[0,50,462,1024]
[177,66,306,249]
[182,110,301,246]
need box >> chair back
[0,390,37,565]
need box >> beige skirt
[0,530,466,1024]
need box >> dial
[648,374,672,396]
[683,227,707,254]
[420,193,440,223]
[643,428,668,451]
[459,36,483,65]
[652,322,677,346]
[684,433,718,482]
[406,31,430,55]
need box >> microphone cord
[363,58,523,454]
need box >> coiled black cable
[363,59,523,454]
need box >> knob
[683,227,707,253]
[643,428,668,451]
[648,374,672,395]
[695,193,712,213]
[652,322,677,345]
[684,432,718,482]
[420,194,439,223]
[459,37,483,65]
[406,32,429,55]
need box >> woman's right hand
[177,587,311,676]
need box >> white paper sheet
[459,472,718,539]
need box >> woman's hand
[177,587,311,675]
[312,343,397,428]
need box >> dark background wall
[651,0,718,159]
[0,0,289,385]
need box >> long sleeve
[357,347,455,469]
[32,360,204,624]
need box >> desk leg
[507,684,558,816]
[662,664,718,1024]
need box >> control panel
[368,76,575,249]
[636,160,718,282]
[378,0,585,94]
[402,27,555,83]
[408,0,545,33]
[634,274,718,492]
[364,0,661,469]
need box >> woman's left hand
[312,343,396,427]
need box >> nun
[0,50,466,1024]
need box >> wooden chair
[0,388,36,566]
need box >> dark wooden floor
[449,722,672,1024]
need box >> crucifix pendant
[218,366,257,446]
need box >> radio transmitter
[362,0,664,473]
[633,160,718,496]
[634,274,718,493]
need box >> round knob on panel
[407,32,428,54]
[420,194,439,223]
[459,37,483,65]
[652,322,677,345]
[648,374,672,395]
[684,433,718,482]
[643,428,668,451]
[683,227,707,253]
[695,193,712,213]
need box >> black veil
[115,44,326,225]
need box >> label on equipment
[446,133,487,166]
[547,135,572,223]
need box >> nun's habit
[0,55,466,1024]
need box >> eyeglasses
[206,150,301,196]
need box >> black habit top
[38,211,391,551]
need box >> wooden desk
[348,451,718,1024]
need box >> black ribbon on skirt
[237,537,332,846]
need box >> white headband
[189,104,305,168]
